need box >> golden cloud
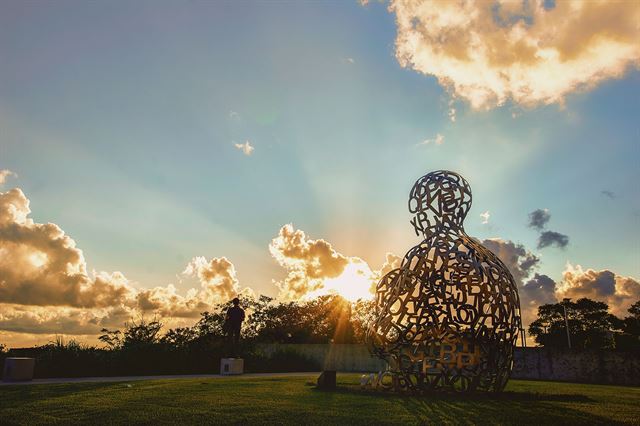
[557,263,640,317]
[0,188,135,308]
[390,0,640,109]
[269,224,381,301]
[0,186,252,340]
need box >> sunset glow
[0,0,638,348]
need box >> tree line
[1,295,638,378]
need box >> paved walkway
[0,371,319,386]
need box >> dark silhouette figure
[226,297,245,356]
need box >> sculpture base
[220,358,244,375]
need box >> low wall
[512,347,640,386]
[256,344,640,386]
[257,343,385,372]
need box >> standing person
[226,297,245,356]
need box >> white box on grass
[220,358,244,375]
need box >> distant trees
[215,294,356,344]
[95,294,361,353]
[528,298,639,350]
[617,300,640,350]
[99,318,163,350]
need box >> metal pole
[563,301,572,349]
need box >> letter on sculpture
[366,170,522,392]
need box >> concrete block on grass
[220,358,244,375]
[3,357,35,382]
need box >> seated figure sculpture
[366,170,522,392]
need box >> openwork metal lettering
[366,170,521,392]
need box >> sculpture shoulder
[464,236,517,281]
[400,234,516,286]
[400,236,460,275]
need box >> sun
[321,261,375,302]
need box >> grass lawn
[1,374,638,425]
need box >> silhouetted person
[226,297,245,357]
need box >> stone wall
[256,343,640,386]
[512,347,640,386]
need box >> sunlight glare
[321,261,375,302]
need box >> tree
[629,300,640,319]
[99,318,163,350]
[351,299,376,344]
[121,318,163,349]
[529,298,622,349]
[616,300,640,350]
[98,329,122,349]
[160,327,197,347]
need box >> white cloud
[389,0,640,110]
[480,210,490,224]
[234,141,254,156]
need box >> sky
[0,0,639,347]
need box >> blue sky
[0,0,639,345]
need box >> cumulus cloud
[0,188,135,308]
[528,208,550,230]
[0,303,137,336]
[0,169,16,186]
[269,224,349,300]
[480,211,490,225]
[523,273,557,305]
[557,263,640,317]
[183,256,242,303]
[389,0,640,109]
[0,185,253,341]
[234,141,254,156]
[537,230,569,249]
[269,224,377,301]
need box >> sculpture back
[367,170,521,392]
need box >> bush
[245,348,320,373]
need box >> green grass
[1,375,638,425]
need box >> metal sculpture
[366,170,521,392]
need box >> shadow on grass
[314,385,594,403]
[310,385,623,425]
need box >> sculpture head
[408,170,472,237]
